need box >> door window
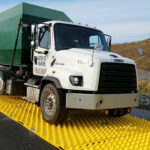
[39,27,51,49]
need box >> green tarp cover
[0,3,71,67]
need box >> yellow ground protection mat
[0,95,150,150]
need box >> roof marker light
[85,24,88,26]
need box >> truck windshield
[54,23,108,51]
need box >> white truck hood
[57,48,135,64]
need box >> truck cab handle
[35,50,48,55]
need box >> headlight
[69,76,83,86]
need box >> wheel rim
[0,76,4,91]
[44,93,56,116]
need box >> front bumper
[66,93,139,110]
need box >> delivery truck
[0,3,139,124]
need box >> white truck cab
[26,21,139,123]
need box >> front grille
[98,63,137,94]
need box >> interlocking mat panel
[0,95,150,150]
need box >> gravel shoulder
[139,94,150,110]
[130,108,150,121]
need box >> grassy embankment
[138,80,150,95]
[112,38,150,71]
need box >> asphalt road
[131,108,150,121]
[0,108,149,150]
[0,113,57,150]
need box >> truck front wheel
[0,71,5,94]
[40,83,67,124]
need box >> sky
[0,0,150,44]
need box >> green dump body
[0,3,71,67]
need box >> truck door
[33,26,51,76]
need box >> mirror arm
[34,50,48,55]
[135,56,145,62]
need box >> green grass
[138,80,150,95]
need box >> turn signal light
[127,108,131,113]
[104,109,109,116]
[52,70,56,74]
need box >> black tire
[0,70,5,95]
[40,83,67,124]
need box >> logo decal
[37,56,46,66]
[114,59,124,62]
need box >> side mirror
[105,34,112,51]
[94,43,103,51]
[107,37,111,51]
[139,48,144,56]
[135,48,145,62]
[31,24,39,49]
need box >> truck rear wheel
[0,70,5,94]
[40,83,67,124]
